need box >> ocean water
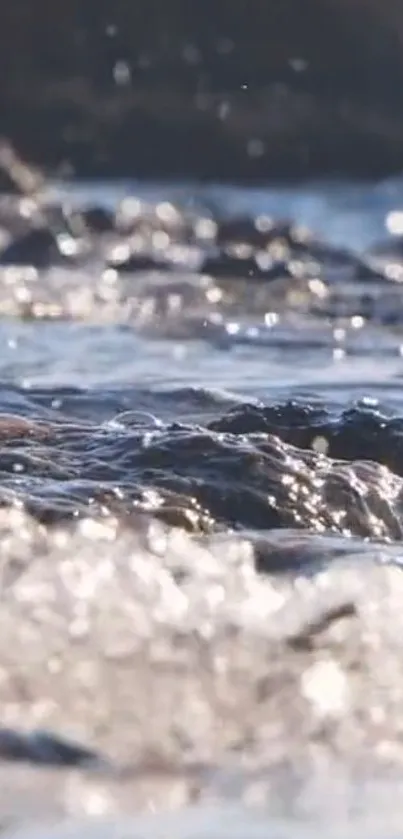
[2,175,403,836]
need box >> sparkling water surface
[1,174,403,837]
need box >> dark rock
[217,216,274,248]
[107,251,171,274]
[0,728,108,770]
[0,228,61,268]
[81,205,115,235]
[353,258,392,283]
[0,225,84,269]
[201,250,294,280]
[303,242,357,269]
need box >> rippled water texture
[3,176,403,836]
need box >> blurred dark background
[2,0,403,181]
